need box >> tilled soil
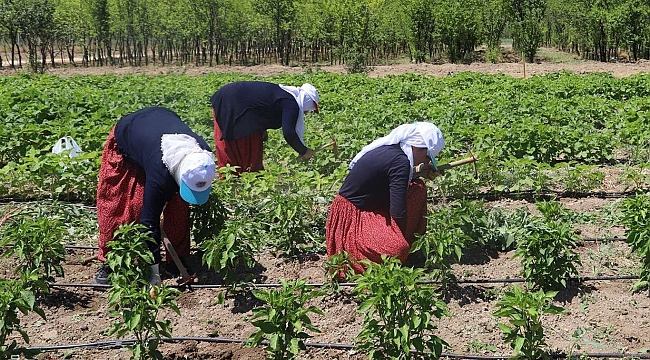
[5,193,649,360]
[2,47,650,79]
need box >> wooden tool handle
[314,141,335,153]
[437,156,476,171]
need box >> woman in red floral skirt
[210,81,320,174]
[326,122,445,274]
[94,107,216,285]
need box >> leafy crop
[0,278,45,360]
[106,224,181,360]
[515,219,582,290]
[620,195,650,291]
[2,72,650,207]
[354,256,449,359]
[493,286,565,360]
[246,279,324,360]
[0,214,66,296]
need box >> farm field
[1,69,650,359]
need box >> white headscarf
[349,122,445,181]
[161,133,215,185]
[279,83,320,144]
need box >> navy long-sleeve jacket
[114,107,211,262]
[210,81,308,155]
[339,144,411,220]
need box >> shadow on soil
[177,251,268,286]
[555,280,597,304]
[445,284,503,306]
[43,288,93,310]
[458,246,501,265]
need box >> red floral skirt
[325,180,427,273]
[213,110,264,174]
[96,127,190,262]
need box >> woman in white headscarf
[210,81,320,174]
[94,107,216,285]
[326,122,445,274]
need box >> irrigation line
[1,188,644,209]
[429,189,644,202]
[64,244,97,250]
[25,336,650,359]
[50,274,640,290]
[56,236,627,252]
[0,198,95,209]
[582,237,626,242]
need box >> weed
[466,339,497,353]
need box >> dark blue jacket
[114,107,211,262]
[339,144,410,220]
[210,81,308,155]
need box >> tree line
[0,0,649,72]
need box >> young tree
[14,0,56,72]
[509,0,546,62]
[406,0,436,63]
[481,0,509,62]
[254,0,296,65]
[0,0,23,68]
[435,0,483,63]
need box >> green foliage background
[1,0,649,70]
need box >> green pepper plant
[515,218,581,290]
[493,286,565,359]
[0,277,45,360]
[106,223,181,360]
[354,256,449,359]
[411,211,466,287]
[200,216,258,284]
[246,279,324,360]
[0,214,66,297]
[620,195,650,291]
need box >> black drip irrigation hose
[58,236,628,252]
[0,188,644,209]
[25,336,650,359]
[0,198,95,208]
[64,244,97,250]
[50,274,641,290]
[582,237,626,242]
[429,189,644,202]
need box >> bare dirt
[2,47,650,79]
[5,191,649,360]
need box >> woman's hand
[414,163,444,180]
[300,149,315,159]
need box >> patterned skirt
[213,110,265,174]
[96,127,190,263]
[325,180,427,274]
